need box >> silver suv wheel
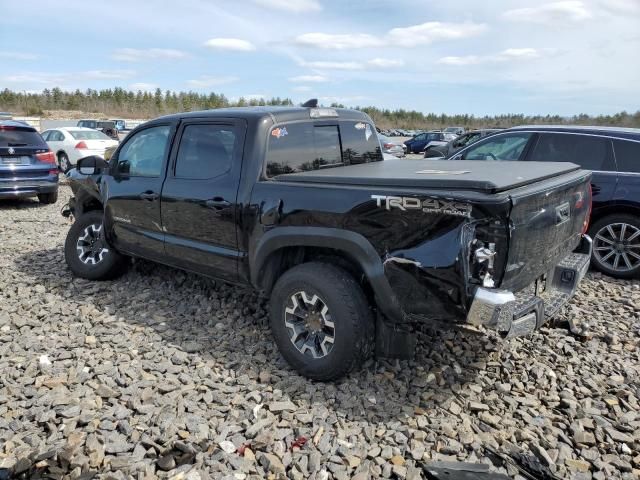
[593,222,640,273]
[284,291,335,359]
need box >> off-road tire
[37,191,58,204]
[589,213,640,279]
[269,262,374,381]
[64,211,127,280]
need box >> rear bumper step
[467,236,591,338]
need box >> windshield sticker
[365,124,372,141]
[354,122,366,130]
[271,127,288,139]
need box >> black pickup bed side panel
[274,160,581,193]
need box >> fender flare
[251,226,403,323]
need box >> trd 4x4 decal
[371,195,472,218]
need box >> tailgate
[501,169,591,292]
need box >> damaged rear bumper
[467,235,591,338]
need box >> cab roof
[153,106,372,125]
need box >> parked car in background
[0,112,13,120]
[41,127,119,172]
[76,119,119,140]
[424,129,502,158]
[450,125,640,279]
[0,120,58,204]
[444,126,465,136]
[109,119,127,132]
[404,131,450,154]
[378,134,405,157]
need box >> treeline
[0,87,293,118]
[1,87,639,130]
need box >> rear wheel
[38,191,58,204]
[58,152,71,173]
[590,214,640,279]
[269,262,374,381]
[64,211,127,280]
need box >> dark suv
[450,125,640,278]
[0,120,59,204]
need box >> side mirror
[77,155,109,175]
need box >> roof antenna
[302,98,318,108]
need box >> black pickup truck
[62,103,592,380]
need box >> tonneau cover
[274,160,582,193]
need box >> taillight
[0,126,16,131]
[582,184,593,235]
[383,143,394,149]
[35,151,56,164]
[75,141,88,149]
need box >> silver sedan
[378,134,405,157]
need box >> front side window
[613,139,640,173]
[529,133,611,170]
[116,125,170,177]
[175,124,236,179]
[462,133,532,160]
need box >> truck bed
[274,159,581,194]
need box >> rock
[219,440,236,454]
[605,427,633,444]
[390,455,405,466]
[257,452,285,474]
[566,459,591,472]
[269,400,296,413]
[85,335,97,345]
[468,402,489,411]
[573,431,596,445]
[157,454,176,471]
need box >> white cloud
[203,38,256,52]
[295,33,381,49]
[289,75,329,82]
[386,22,488,47]
[599,0,640,14]
[253,0,321,12]
[300,60,363,70]
[295,21,487,49]
[503,1,593,23]
[0,51,38,60]
[112,48,188,62]
[438,48,543,66]
[129,82,159,91]
[367,58,404,68]
[186,76,237,88]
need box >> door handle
[139,191,158,201]
[205,197,231,209]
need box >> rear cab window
[265,120,381,177]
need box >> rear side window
[70,130,111,140]
[529,133,612,170]
[340,121,382,164]
[613,139,640,173]
[0,127,47,147]
[175,124,236,179]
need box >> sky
[1,0,639,115]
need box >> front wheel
[269,262,374,381]
[589,214,640,279]
[58,153,71,173]
[64,211,127,280]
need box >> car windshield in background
[70,130,112,140]
[426,133,441,141]
[0,127,46,147]
[97,122,116,129]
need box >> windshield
[70,130,112,140]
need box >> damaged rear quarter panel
[252,181,512,323]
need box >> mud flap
[375,314,416,359]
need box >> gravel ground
[1,186,639,480]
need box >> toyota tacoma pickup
[62,102,592,380]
